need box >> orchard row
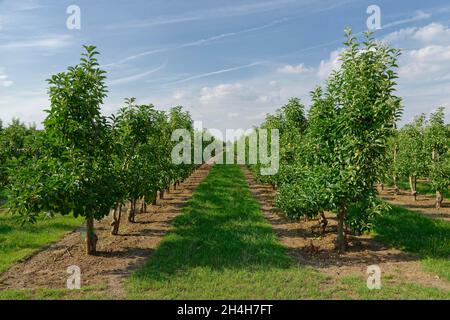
[0,46,213,254]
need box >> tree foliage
[5,46,197,254]
[247,29,403,251]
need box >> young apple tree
[278,30,402,251]
[109,99,158,232]
[396,115,428,200]
[7,46,115,255]
[168,106,195,185]
[424,107,450,208]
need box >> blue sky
[0,0,449,133]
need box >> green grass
[126,165,330,299]
[373,205,450,281]
[0,285,110,300]
[0,210,82,274]
[126,165,449,300]
[334,275,449,300]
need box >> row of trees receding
[1,46,201,255]
[386,107,450,208]
[244,29,447,252]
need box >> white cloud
[317,49,342,79]
[0,0,43,12]
[384,10,431,29]
[108,64,166,86]
[381,22,450,124]
[103,19,289,69]
[383,27,417,43]
[277,63,313,74]
[173,91,185,100]
[384,23,450,45]
[227,112,239,118]
[0,0,43,13]
[0,91,48,127]
[0,70,13,87]
[0,35,73,50]
[400,45,450,80]
[102,49,168,69]
[384,23,450,82]
[171,62,263,84]
[245,112,267,121]
[103,0,301,30]
[258,95,269,102]
[199,83,245,102]
[414,23,450,43]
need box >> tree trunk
[86,217,97,255]
[127,202,132,223]
[160,189,164,200]
[409,176,417,201]
[336,205,348,252]
[432,149,442,209]
[392,146,399,194]
[393,175,399,195]
[140,196,146,213]
[128,199,136,223]
[413,177,418,201]
[432,149,439,162]
[110,204,122,235]
[319,212,328,234]
[110,206,118,235]
[436,191,443,209]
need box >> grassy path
[126,165,328,299]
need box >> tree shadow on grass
[373,205,450,259]
[131,165,295,284]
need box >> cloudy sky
[0,0,449,133]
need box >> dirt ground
[379,187,450,222]
[0,164,212,298]
[241,167,450,292]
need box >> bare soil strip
[0,164,212,298]
[379,187,450,222]
[241,166,450,292]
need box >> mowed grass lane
[126,165,327,299]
